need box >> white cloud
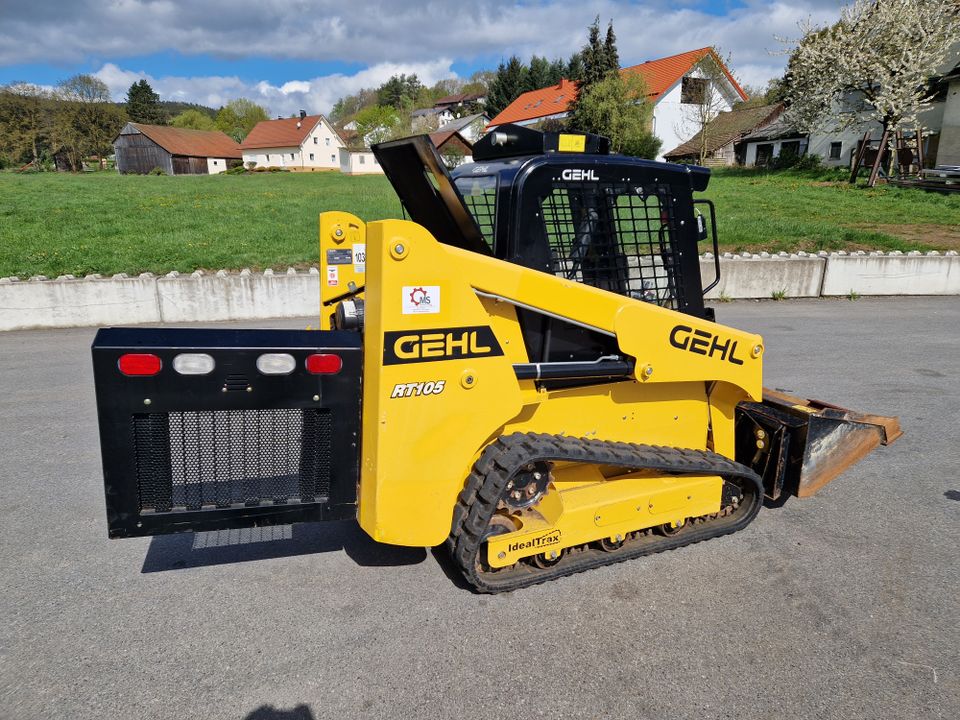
[9,1,846,108]
[93,59,457,115]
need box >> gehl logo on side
[669,324,745,365]
[383,326,504,365]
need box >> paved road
[1,297,958,720]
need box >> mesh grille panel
[132,409,331,513]
[455,175,497,248]
[540,181,683,309]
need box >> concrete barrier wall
[821,252,960,296]
[0,251,957,331]
[0,269,321,332]
[156,268,320,323]
[0,274,161,330]
[701,252,825,299]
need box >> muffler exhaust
[736,389,902,501]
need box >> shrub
[225,165,247,175]
[792,154,823,171]
[148,166,165,176]
[770,151,822,172]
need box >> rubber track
[447,433,763,593]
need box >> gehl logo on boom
[669,324,745,365]
[383,326,504,365]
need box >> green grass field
[1,169,958,278]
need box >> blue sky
[0,1,842,115]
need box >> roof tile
[240,115,328,150]
[663,104,783,158]
[121,124,242,159]
[488,47,749,128]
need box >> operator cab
[372,125,718,367]
[373,124,715,321]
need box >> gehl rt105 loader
[91,125,901,592]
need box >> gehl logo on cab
[561,168,599,181]
[383,326,505,365]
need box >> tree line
[0,74,271,170]
[0,76,126,171]
[332,17,660,159]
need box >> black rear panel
[92,328,361,538]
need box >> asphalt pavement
[1,297,958,720]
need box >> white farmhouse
[240,111,345,171]
[486,48,748,161]
[740,44,960,169]
[338,148,384,175]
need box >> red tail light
[305,353,342,374]
[118,353,162,376]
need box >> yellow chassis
[318,212,763,561]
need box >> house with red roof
[239,111,345,171]
[339,130,475,175]
[486,48,748,161]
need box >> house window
[756,143,774,166]
[213,160,218,165]
[309,153,314,161]
[359,155,366,164]
[829,142,843,160]
[330,154,335,163]
[266,154,270,161]
[681,76,708,104]
[314,137,318,144]
[325,137,330,146]
[780,140,801,159]
[290,153,295,160]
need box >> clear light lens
[172,353,215,375]
[256,353,296,375]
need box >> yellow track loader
[91,125,900,592]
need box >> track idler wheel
[529,548,563,569]
[477,514,518,572]
[658,519,687,536]
[599,534,625,552]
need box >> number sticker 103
[390,380,446,398]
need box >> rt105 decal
[391,380,446,398]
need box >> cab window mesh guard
[539,181,683,309]
[454,175,497,249]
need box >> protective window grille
[132,409,331,513]
[455,175,497,248]
[539,181,683,309]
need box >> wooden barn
[113,123,242,175]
